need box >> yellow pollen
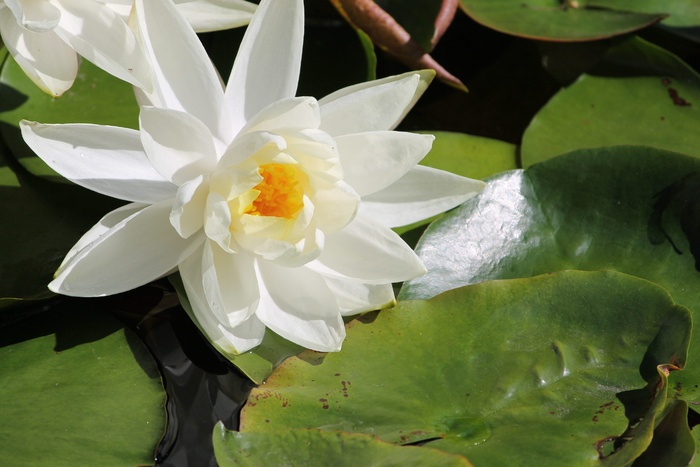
[244,163,304,219]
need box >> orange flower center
[244,163,305,219]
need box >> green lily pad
[629,400,696,466]
[459,0,665,41]
[400,146,700,407]
[0,302,166,465]
[0,50,139,179]
[587,0,700,28]
[241,270,691,465]
[420,131,517,181]
[522,37,700,166]
[213,423,472,466]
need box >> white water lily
[0,0,151,97]
[20,0,485,354]
[102,0,257,32]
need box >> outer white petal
[311,213,426,284]
[139,107,218,185]
[320,275,396,317]
[52,0,152,90]
[0,11,77,96]
[50,199,205,296]
[134,0,230,144]
[20,121,177,203]
[180,243,265,355]
[255,261,345,352]
[201,242,259,328]
[55,202,147,276]
[319,70,435,136]
[336,131,433,197]
[174,0,256,32]
[360,165,486,228]
[225,0,304,134]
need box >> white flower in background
[20,0,485,354]
[103,0,257,32]
[0,0,151,97]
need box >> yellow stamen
[244,163,305,219]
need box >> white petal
[225,0,304,133]
[336,131,433,197]
[170,174,208,238]
[311,213,426,283]
[218,130,286,169]
[360,165,486,228]
[0,12,76,96]
[322,275,396,316]
[14,0,60,32]
[319,70,434,136]
[134,0,230,144]
[238,97,320,135]
[201,242,259,327]
[255,261,345,352]
[55,202,147,276]
[180,244,265,355]
[175,0,256,32]
[20,121,177,203]
[50,200,205,296]
[140,107,218,185]
[52,0,152,90]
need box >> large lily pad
[240,270,691,465]
[587,0,700,28]
[0,302,166,465]
[213,423,472,466]
[522,37,700,166]
[459,0,665,41]
[400,146,700,406]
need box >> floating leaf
[587,0,700,28]
[241,270,691,465]
[459,0,665,41]
[213,423,472,466]
[400,146,700,409]
[0,302,166,465]
[522,37,700,166]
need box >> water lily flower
[20,0,485,354]
[103,0,257,33]
[0,0,151,97]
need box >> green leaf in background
[0,303,166,465]
[522,37,700,166]
[0,50,139,179]
[587,0,700,28]
[459,0,665,41]
[213,423,472,467]
[240,270,691,465]
[400,146,700,408]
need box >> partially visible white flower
[0,0,151,96]
[20,0,485,355]
[101,0,257,32]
